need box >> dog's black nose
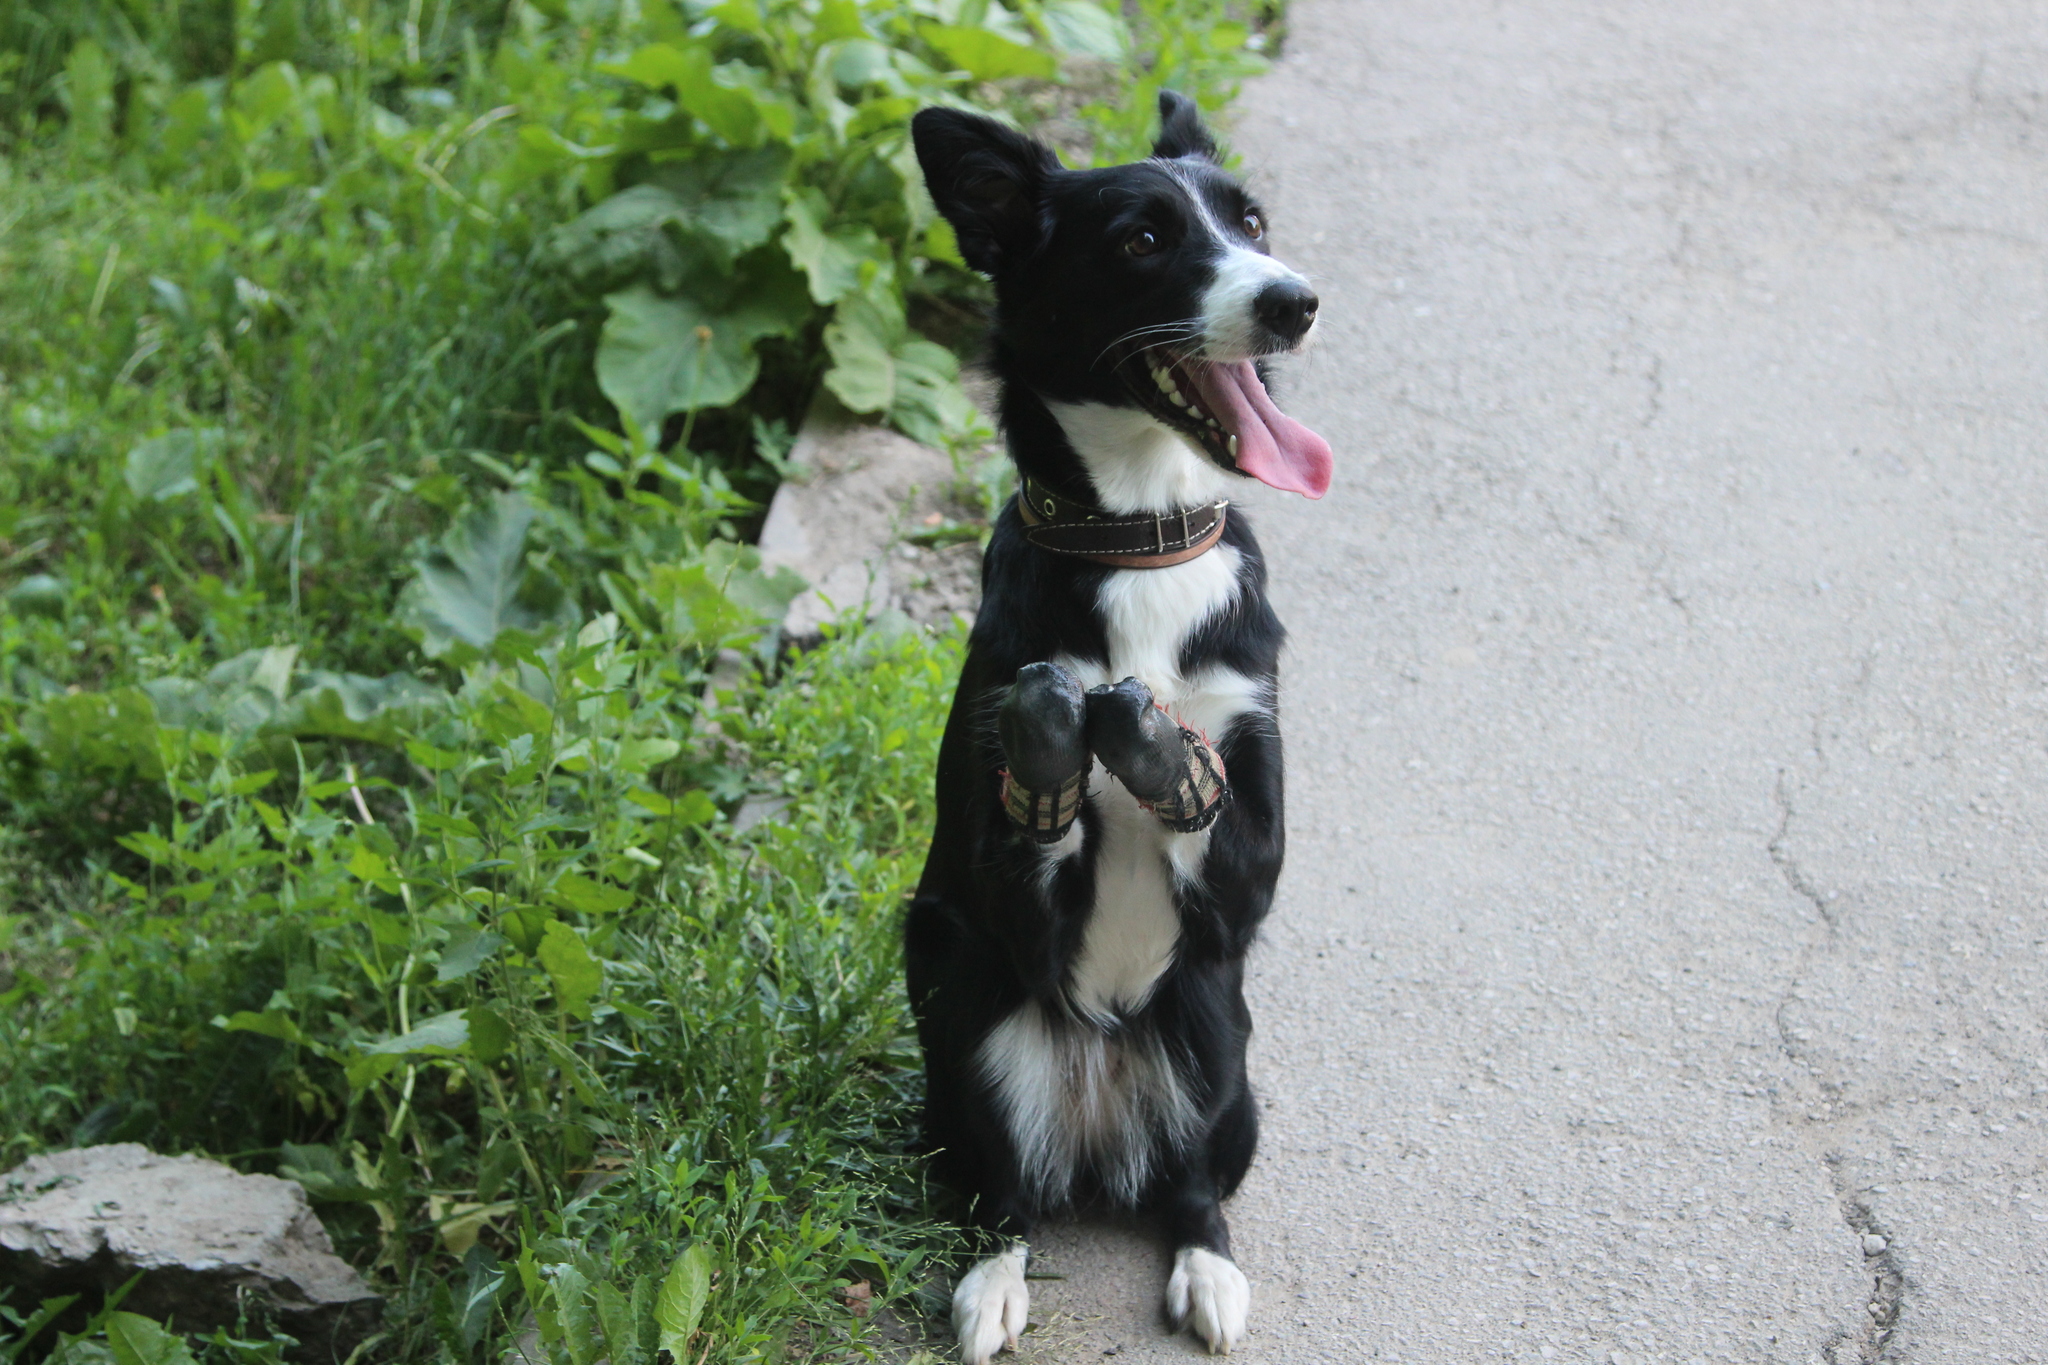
[1254,280,1319,344]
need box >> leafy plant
[0,0,1280,1357]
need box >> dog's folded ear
[912,108,1060,276]
[1153,90,1218,162]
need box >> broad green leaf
[706,0,764,35]
[822,284,904,414]
[365,1009,471,1055]
[1036,0,1129,60]
[549,872,634,916]
[890,337,983,446]
[538,920,602,1020]
[824,277,980,442]
[141,673,274,736]
[617,736,682,772]
[466,1004,513,1063]
[923,216,965,267]
[278,1143,380,1202]
[644,560,755,648]
[396,492,562,659]
[229,60,304,143]
[405,737,465,770]
[280,669,449,745]
[236,644,298,702]
[542,183,696,293]
[23,687,163,778]
[702,539,805,620]
[642,539,803,649]
[124,429,221,502]
[557,1265,600,1365]
[597,265,810,431]
[347,843,396,889]
[846,91,921,142]
[706,59,798,142]
[605,41,714,90]
[656,1243,713,1357]
[605,43,791,147]
[782,187,888,305]
[812,0,867,42]
[436,1200,515,1258]
[7,573,66,618]
[214,1009,313,1048]
[644,147,793,264]
[105,1312,198,1365]
[437,928,506,981]
[594,1281,636,1365]
[827,37,898,89]
[919,23,1057,80]
[628,787,719,825]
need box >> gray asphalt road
[1022,3,2048,1361]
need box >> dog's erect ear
[1152,90,1218,161]
[912,108,1060,275]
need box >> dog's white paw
[953,1243,1030,1364]
[1166,1246,1250,1355]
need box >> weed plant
[0,0,1274,1359]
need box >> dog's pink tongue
[1190,361,1333,499]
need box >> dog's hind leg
[1086,677,1229,833]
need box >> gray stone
[0,1144,380,1361]
[758,396,986,644]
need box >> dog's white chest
[1047,547,1269,1024]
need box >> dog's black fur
[906,92,1322,1359]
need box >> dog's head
[912,92,1331,499]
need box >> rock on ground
[759,399,986,644]
[0,1144,380,1361]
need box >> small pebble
[1862,1233,1889,1256]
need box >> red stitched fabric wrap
[1136,728,1229,833]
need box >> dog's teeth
[1228,433,1239,457]
[1154,369,1175,393]
[1170,392,1189,408]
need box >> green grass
[0,1,1276,1360]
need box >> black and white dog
[905,93,1331,1362]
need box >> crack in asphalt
[1823,1160,1907,1364]
[1770,769,1838,929]
[1766,765,1913,1361]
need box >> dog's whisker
[1092,320,1208,368]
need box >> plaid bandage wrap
[1136,727,1229,833]
[1002,769,1084,843]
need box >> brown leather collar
[1015,474,1229,569]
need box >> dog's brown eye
[1126,229,1160,257]
[1242,212,1264,240]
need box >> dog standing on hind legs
[905,91,1333,1362]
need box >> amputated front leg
[997,662,1089,843]
[1086,677,1229,832]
